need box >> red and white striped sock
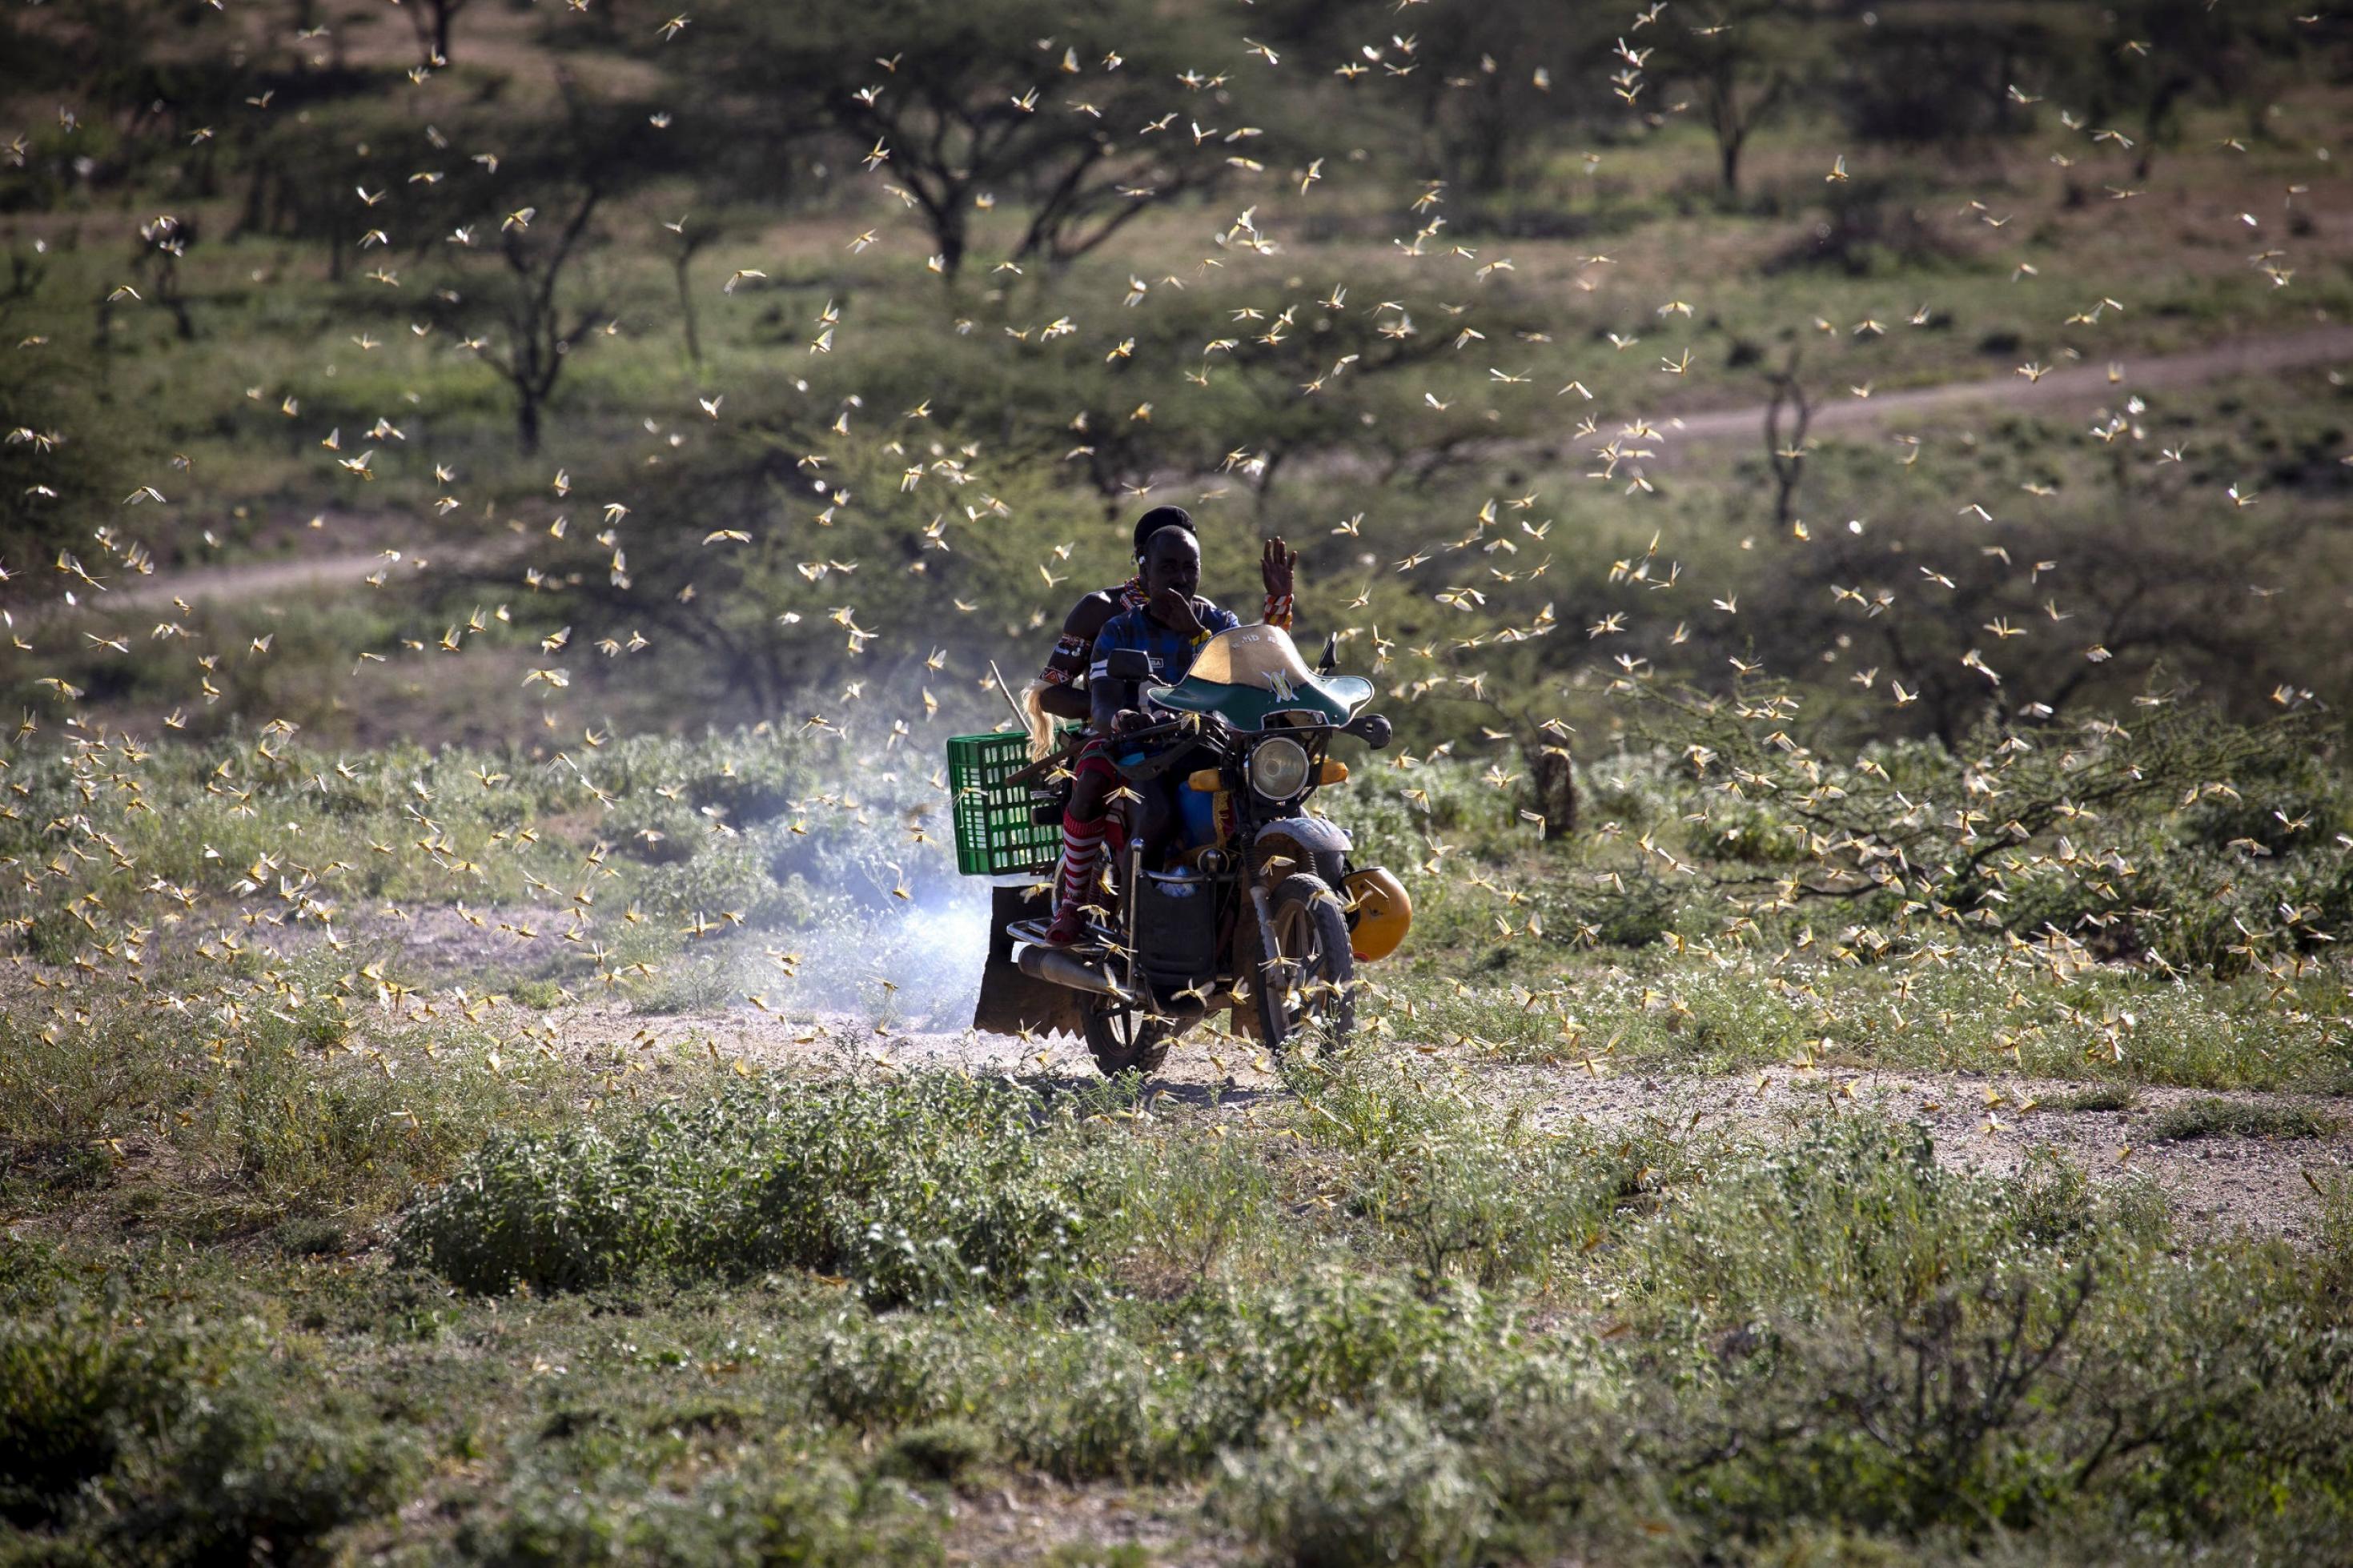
[1054,813,1106,912]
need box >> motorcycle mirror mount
[1317,632,1339,675]
[1343,712,1393,750]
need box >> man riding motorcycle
[1026,506,1297,736]
[1046,524,1251,944]
[1028,509,1297,945]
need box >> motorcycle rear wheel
[1250,872,1356,1054]
[1084,997,1174,1077]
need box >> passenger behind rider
[1045,526,1241,945]
[1028,507,1295,736]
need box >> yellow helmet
[1342,866,1411,962]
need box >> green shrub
[398,1077,1112,1306]
[1347,1119,1656,1289]
[2179,748,2350,858]
[1540,871,1679,950]
[1623,1113,1981,1322]
[1665,1245,2353,1546]
[809,1316,979,1430]
[1589,1113,2353,1545]
[112,1390,412,1566]
[0,994,535,1234]
[875,1420,990,1484]
[464,1450,938,1567]
[1212,1405,1494,1568]
[998,1325,1183,1482]
[0,1305,214,1526]
[1180,1273,1540,1454]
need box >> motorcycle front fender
[1250,814,1351,886]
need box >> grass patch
[2040,1084,2140,1114]
[8,1059,2353,1563]
[2148,1097,2343,1142]
[0,976,560,1240]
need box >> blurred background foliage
[0,0,2345,851]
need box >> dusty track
[1144,320,2353,490]
[1656,319,2353,450]
[110,550,399,608]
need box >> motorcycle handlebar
[1113,716,1195,743]
[1106,706,1389,776]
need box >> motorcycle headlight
[1247,736,1311,800]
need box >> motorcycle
[961,624,1411,1076]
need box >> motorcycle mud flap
[973,880,1090,1037]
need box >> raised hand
[1261,535,1298,600]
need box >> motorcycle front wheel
[1083,996,1174,1077]
[1249,872,1356,1054]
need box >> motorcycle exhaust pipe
[1015,944,1217,1029]
[1017,942,1130,1000]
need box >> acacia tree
[1351,0,1617,198]
[402,0,468,67]
[2069,0,2309,178]
[1648,0,1815,199]
[478,188,603,455]
[667,215,724,370]
[687,0,1259,281]
[425,76,638,453]
[1762,346,1809,534]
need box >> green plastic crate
[947,731,1061,876]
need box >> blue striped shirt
[1090,599,1241,692]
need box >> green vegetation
[6,1053,2351,1562]
[5,0,2353,1561]
[2150,1097,2343,1143]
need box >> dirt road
[111,550,398,608]
[1657,319,2353,450]
[1146,319,2353,489]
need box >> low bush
[0,1296,406,1562]
[0,1303,220,1526]
[463,1450,939,1568]
[110,1390,413,1566]
[1580,1113,2353,1547]
[397,1076,1114,1306]
[0,992,536,1235]
[1181,1273,1540,1450]
[1212,1404,1494,1568]
[809,1315,982,1430]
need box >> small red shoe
[1044,903,1088,945]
